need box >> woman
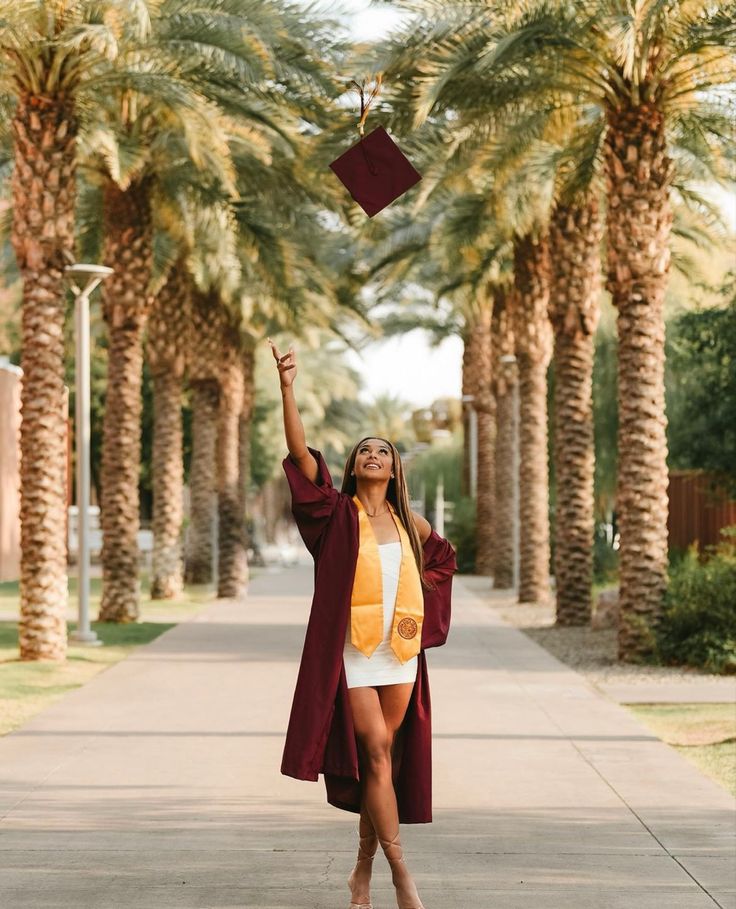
[270,339,457,909]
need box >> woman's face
[353,438,394,482]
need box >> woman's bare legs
[347,682,424,908]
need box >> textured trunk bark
[147,265,188,599]
[461,334,473,497]
[492,291,517,589]
[604,103,673,660]
[238,339,256,549]
[217,331,248,599]
[185,381,219,584]
[472,304,495,576]
[11,93,76,660]
[151,370,183,598]
[513,234,552,604]
[184,290,225,585]
[549,199,601,625]
[98,179,153,622]
[476,406,496,574]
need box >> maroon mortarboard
[329,78,422,217]
[330,126,422,217]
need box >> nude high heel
[378,830,425,909]
[347,830,376,909]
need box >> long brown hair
[341,436,431,589]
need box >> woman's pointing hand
[268,338,297,389]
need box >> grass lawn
[625,703,736,797]
[0,573,213,737]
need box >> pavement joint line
[0,848,701,856]
[2,570,733,906]
[455,578,731,908]
[0,610,207,826]
[515,675,727,909]
[0,737,94,826]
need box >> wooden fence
[668,470,736,552]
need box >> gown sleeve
[420,529,457,650]
[282,446,340,558]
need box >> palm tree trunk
[513,234,552,604]
[147,265,189,599]
[217,330,248,598]
[185,380,219,584]
[549,199,602,625]
[492,291,517,589]
[150,371,183,598]
[461,334,473,497]
[472,305,495,576]
[238,339,256,548]
[98,180,153,622]
[185,289,223,585]
[11,93,76,660]
[604,103,673,660]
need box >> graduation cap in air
[329,76,422,218]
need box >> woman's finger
[268,338,282,361]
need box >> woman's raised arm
[268,339,318,483]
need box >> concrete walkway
[0,567,734,908]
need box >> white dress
[343,541,419,688]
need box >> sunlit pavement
[0,565,734,908]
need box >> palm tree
[484,104,604,616]
[382,0,735,654]
[182,195,242,595]
[239,336,256,549]
[147,259,189,599]
[421,145,553,599]
[216,313,248,599]
[92,0,339,619]
[549,196,602,623]
[501,1,733,655]
[97,176,156,620]
[181,155,356,593]
[0,1,159,658]
[492,288,518,589]
[365,179,510,575]
[512,232,553,603]
[467,301,496,576]
[185,285,225,585]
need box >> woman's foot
[379,831,425,909]
[347,830,377,908]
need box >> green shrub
[446,496,477,574]
[656,528,736,674]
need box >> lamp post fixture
[65,264,114,645]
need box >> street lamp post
[65,264,113,645]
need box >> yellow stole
[350,495,424,664]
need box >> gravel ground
[495,599,732,687]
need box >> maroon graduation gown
[280,447,457,824]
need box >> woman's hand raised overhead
[268,338,297,389]
[269,338,318,483]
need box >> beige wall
[0,362,21,582]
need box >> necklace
[365,505,389,517]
